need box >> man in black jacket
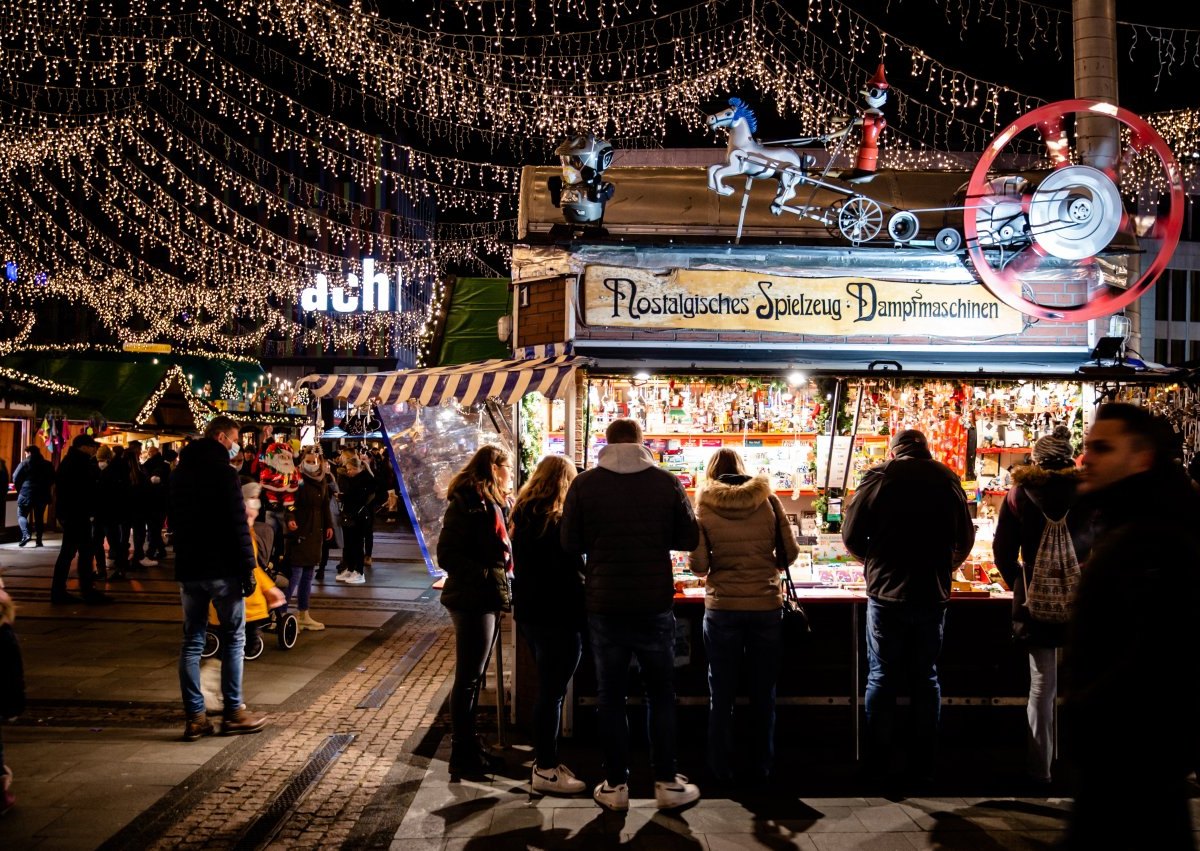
[1063,404,1200,849]
[13,445,53,547]
[561,418,701,812]
[50,435,111,605]
[841,429,975,788]
[170,415,267,741]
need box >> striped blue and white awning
[300,355,587,408]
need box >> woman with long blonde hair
[438,444,514,779]
[509,455,587,796]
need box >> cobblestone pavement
[3,530,1200,850]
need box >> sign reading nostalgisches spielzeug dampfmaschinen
[582,265,1023,337]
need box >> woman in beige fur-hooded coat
[689,448,800,783]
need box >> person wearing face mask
[317,454,342,582]
[283,451,334,629]
[169,415,268,740]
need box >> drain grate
[357,631,439,709]
[231,732,356,851]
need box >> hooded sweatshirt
[690,474,801,611]
[561,442,699,616]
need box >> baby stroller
[201,538,299,660]
[202,606,298,660]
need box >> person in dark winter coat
[123,440,153,569]
[510,454,587,797]
[12,445,53,547]
[142,445,171,561]
[284,449,333,630]
[689,448,800,784]
[51,435,110,605]
[335,451,375,585]
[169,415,267,742]
[0,574,26,815]
[841,428,975,788]
[437,444,513,779]
[993,425,1093,786]
[561,418,702,813]
[1062,404,1200,850]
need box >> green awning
[436,278,512,366]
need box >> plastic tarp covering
[377,401,510,577]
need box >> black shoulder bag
[772,500,811,635]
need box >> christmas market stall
[498,94,1188,740]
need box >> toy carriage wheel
[965,98,1184,321]
[834,196,884,244]
[935,227,963,253]
[202,631,219,659]
[887,211,920,244]
[244,632,265,661]
[278,613,299,650]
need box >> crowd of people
[437,407,1200,844]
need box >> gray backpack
[1024,510,1081,623]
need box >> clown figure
[845,63,889,183]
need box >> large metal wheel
[965,99,1185,321]
[833,196,884,244]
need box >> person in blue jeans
[689,448,799,783]
[841,429,974,788]
[510,455,587,796]
[170,415,268,741]
[561,418,701,812]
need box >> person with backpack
[993,425,1093,789]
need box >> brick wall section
[516,277,567,348]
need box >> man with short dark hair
[51,434,111,605]
[12,445,53,547]
[562,418,702,811]
[1063,403,1200,849]
[841,428,975,789]
[170,415,267,741]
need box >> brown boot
[182,713,215,742]
[222,705,267,736]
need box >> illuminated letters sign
[582,265,1023,337]
[301,259,404,313]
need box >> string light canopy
[1,0,1196,363]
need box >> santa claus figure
[258,440,299,515]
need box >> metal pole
[840,381,866,493]
[820,378,844,491]
[1073,0,1119,170]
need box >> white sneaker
[335,571,352,582]
[532,764,586,796]
[592,781,629,812]
[655,774,701,810]
[140,558,159,567]
[344,573,366,585]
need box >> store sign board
[582,266,1023,337]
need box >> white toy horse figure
[706,98,805,214]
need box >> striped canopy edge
[299,354,588,409]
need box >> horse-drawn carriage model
[704,67,1185,323]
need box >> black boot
[449,737,501,780]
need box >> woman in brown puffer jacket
[689,448,800,784]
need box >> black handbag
[773,500,811,635]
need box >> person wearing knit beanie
[1032,426,1073,468]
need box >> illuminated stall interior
[526,373,1086,595]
